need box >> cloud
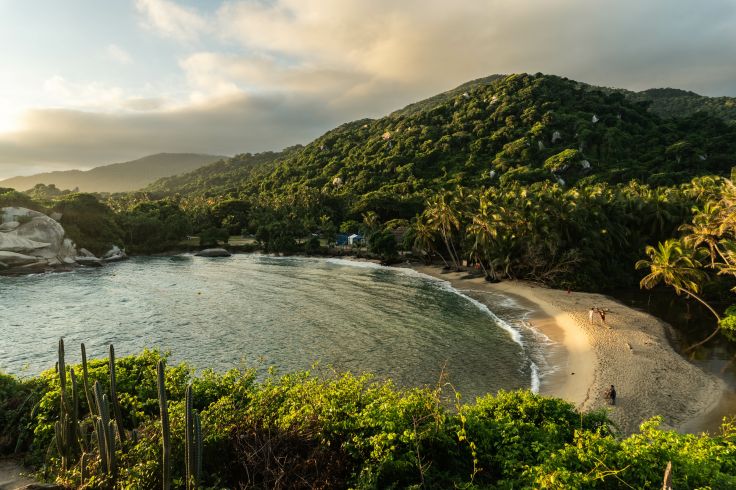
[106,44,133,65]
[2,0,736,179]
[212,0,736,95]
[135,0,208,42]
[0,92,345,179]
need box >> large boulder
[1,207,77,273]
[0,234,50,253]
[0,251,43,267]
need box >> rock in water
[195,248,232,257]
[103,244,127,262]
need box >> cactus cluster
[52,339,206,488]
[52,339,132,486]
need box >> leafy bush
[7,349,734,489]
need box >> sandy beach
[411,265,728,435]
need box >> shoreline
[411,265,728,435]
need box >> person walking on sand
[589,307,595,324]
[605,385,617,405]
[599,308,606,324]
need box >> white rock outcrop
[1,207,128,273]
[0,207,77,273]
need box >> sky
[1,0,735,180]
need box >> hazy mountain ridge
[0,153,225,193]
[144,148,302,197]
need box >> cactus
[69,368,82,453]
[185,384,193,490]
[80,343,96,417]
[107,418,117,477]
[55,338,78,469]
[108,345,127,444]
[184,383,202,489]
[157,360,171,490]
[93,381,117,478]
[194,412,202,485]
[58,339,67,395]
[94,418,108,475]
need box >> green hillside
[629,87,736,124]
[236,73,735,220]
[144,149,297,197]
[56,73,728,291]
[0,153,223,193]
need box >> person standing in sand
[599,308,606,323]
[605,385,616,405]
[589,307,595,324]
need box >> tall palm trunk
[678,287,722,351]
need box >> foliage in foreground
[1,350,735,489]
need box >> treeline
[5,73,736,289]
[2,348,735,488]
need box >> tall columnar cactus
[108,345,127,444]
[194,412,202,485]
[157,360,171,490]
[94,418,108,476]
[80,343,96,417]
[55,338,78,469]
[69,368,82,452]
[93,381,116,478]
[184,384,202,490]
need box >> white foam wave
[530,362,540,393]
[307,258,554,392]
[325,258,384,269]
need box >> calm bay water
[0,255,545,399]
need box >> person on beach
[605,385,617,405]
[599,308,606,323]
[589,307,595,324]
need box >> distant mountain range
[0,153,225,193]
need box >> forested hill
[626,87,736,124]
[229,73,734,219]
[0,153,223,193]
[146,74,736,214]
[394,74,736,123]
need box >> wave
[324,259,552,393]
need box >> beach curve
[411,265,727,435]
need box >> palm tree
[680,201,725,269]
[467,196,500,280]
[424,192,462,270]
[411,216,443,266]
[636,239,721,349]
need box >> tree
[636,239,721,348]
[369,229,398,262]
[424,192,462,270]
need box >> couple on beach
[589,306,607,324]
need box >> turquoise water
[0,255,545,399]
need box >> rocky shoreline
[0,207,126,276]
